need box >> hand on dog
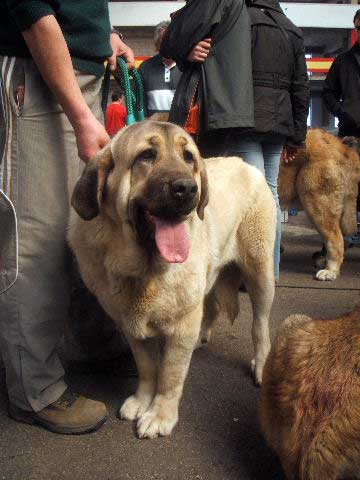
[187,38,212,62]
[282,145,299,164]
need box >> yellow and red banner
[135,57,335,74]
[306,57,334,74]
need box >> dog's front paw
[316,269,337,281]
[119,394,153,421]
[137,405,178,439]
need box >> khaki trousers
[0,56,103,411]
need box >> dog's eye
[184,150,194,163]
[136,149,156,163]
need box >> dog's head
[71,121,209,263]
[341,136,360,154]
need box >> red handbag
[184,81,200,135]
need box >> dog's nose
[170,179,198,200]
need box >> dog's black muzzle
[141,173,199,220]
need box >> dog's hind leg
[316,224,344,281]
[197,288,219,348]
[243,267,274,386]
[341,193,358,236]
[198,263,242,348]
[301,194,344,281]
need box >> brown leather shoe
[8,389,108,434]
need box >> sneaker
[8,389,108,435]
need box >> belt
[253,73,290,90]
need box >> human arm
[322,56,356,129]
[160,1,222,68]
[322,57,343,118]
[22,14,109,162]
[286,38,310,150]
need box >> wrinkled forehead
[111,121,199,163]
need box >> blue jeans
[226,135,284,279]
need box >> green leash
[102,57,145,125]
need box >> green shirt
[0,0,112,77]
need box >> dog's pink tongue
[153,217,189,263]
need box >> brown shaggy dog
[278,129,360,281]
[260,307,360,480]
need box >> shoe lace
[53,389,79,409]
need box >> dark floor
[0,218,358,480]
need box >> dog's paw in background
[312,248,327,270]
[194,325,213,350]
[316,269,338,281]
[120,393,153,421]
[137,399,179,439]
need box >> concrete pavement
[0,216,358,480]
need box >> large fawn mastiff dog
[68,121,276,439]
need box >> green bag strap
[101,57,145,126]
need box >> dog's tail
[340,145,360,235]
[278,152,307,209]
[274,313,313,347]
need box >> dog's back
[260,307,360,480]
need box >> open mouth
[131,202,190,264]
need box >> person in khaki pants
[0,1,134,434]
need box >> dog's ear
[197,157,209,221]
[71,143,114,220]
[342,136,360,154]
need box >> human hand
[187,38,212,62]
[108,33,135,71]
[73,112,110,163]
[282,145,299,164]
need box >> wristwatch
[111,28,124,41]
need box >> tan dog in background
[279,128,360,281]
[260,307,360,480]
[68,121,276,439]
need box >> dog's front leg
[136,305,202,439]
[120,336,158,421]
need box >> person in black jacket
[161,0,309,280]
[160,0,255,157]
[323,9,360,138]
[226,0,310,280]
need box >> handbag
[184,80,200,135]
[168,64,203,136]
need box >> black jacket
[247,0,310,146]
[160,0,254,133]
[323,43,360,137]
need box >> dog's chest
[106,267,205,339]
